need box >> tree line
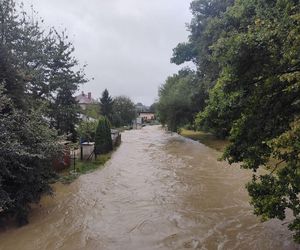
[157,0,300,242]
[77,88,137,143]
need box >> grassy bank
[180,129,284,174]
[59,154,111,184]
[180,129,229,152]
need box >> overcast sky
[26,0,192,105]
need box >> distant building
[75,91,96,110]
[139,112,155,122]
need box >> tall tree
[157,68,206,132]
[47,32,86,141]
[100,89,113,120]
[111,96,136,127]
[171,0,235,90]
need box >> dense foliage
[0,86,62,225]
[94,117,113,156]
[157,68,206,132]
[111,96,136,127]
[0,0,85,224]
[160,0,300,242]
[77,120,98,142]
[82,104,101,120]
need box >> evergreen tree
[94,116,112,156]
[100,89,113,120]
[48,32,86,141]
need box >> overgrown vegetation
[180,129,229,152]
[158,0,300,242]
[0,0,86,225]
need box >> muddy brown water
[0,126,298,250]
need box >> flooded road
[0,126,297,250]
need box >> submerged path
[0,126,297,250]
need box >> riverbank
[58,153,112,184]
[179,128,229,152]
[180,129,284,174]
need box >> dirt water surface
[0,126,297,250]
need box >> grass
[180,129,285,174]
[59,154,111,184]
[180,129,229,152]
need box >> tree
[167,0,300,242]
[82,104,101,120]
[77,120,98,142]
[149,102,158,113]
[171,0,235,90]
[100,89,113,120]
[0,85,62,225]
[182,0,300,242]
[0,1,86,132]
[0,0,86,225]
[157,68,206,132]
[111,96,136,127]
[47,32,86,141]
[94,116,112,156]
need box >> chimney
[88,92,91,100]
[81,91,85,96]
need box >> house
[139,112,155,122]
[75,91,96,110]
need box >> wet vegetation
[59,154,111,184]
[157,0,300,242]
[180,129,229,152]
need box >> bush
[77,120,98,142]
[0,110,62,225]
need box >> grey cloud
[27,0,192,105]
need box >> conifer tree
[94,116,113,157]
[100,89,113,120]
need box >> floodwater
[0,126,298,250]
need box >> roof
[75,92,96,104]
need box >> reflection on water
[0,126,297,250]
